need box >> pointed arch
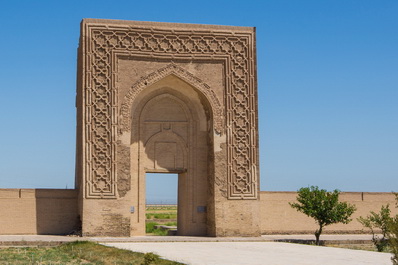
[119,63,224,134]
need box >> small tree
[390,216,398,265]
[358,204,392,252]
[389,193,398,265]
[290,186,356,245]
[396,193,398,208]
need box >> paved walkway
[104,241,393,265]
[0,234,375,243]
[1,234,393,264]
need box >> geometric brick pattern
[119,63,224,135]
[82,21,258,199]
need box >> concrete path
[0,234,375,243]
[0,235,393,264]
[94,234,376,242]
[104,241,393,265]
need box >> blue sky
[0,1,397,203]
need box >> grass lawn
[146,205,177,220]
[0,241,183,265]
[325,243,392,252]
[146,222,178,236]
[146,205,178,236]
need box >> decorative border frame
[81,20,258,199]
[119,63,224,134]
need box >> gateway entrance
[76,19,260,236]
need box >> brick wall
[0,189,79,235]
[1,189,396,235]
[260,191,398,234]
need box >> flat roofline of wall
[0,189,78,199]
[260,191,396,195]
[82,18,255,32]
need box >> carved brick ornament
[82,21,259,199]
[120,63,224,134]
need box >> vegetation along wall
[260,191,398,234]
[1,189,396,235]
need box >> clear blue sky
[0,1,397,203]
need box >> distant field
[146,205,177,235]
[146,205,177,210]
[146,205,177,220]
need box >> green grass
[146,205,178,236]
[146,222,159,233]
[146,205,177,220]
[326,243,392,252]
[0,246,83,264]
[145,213,177,220]
[146,222,177,236]
[152,229,168,236]
[164,222,177,226]
[146,221,168,236]
[0,241,183,265]
[146,206,177,211]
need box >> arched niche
[128,75,214,236]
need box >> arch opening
[129,74,214,236]
[146,172,178,236]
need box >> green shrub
[142,252,160,265]
[146,222,158,233]
[390,217,398,265]
[389,193,398,265]
[358,204,392,252]
[290,186,356,245]
[152,228,168,236]
[146,222,176,236]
